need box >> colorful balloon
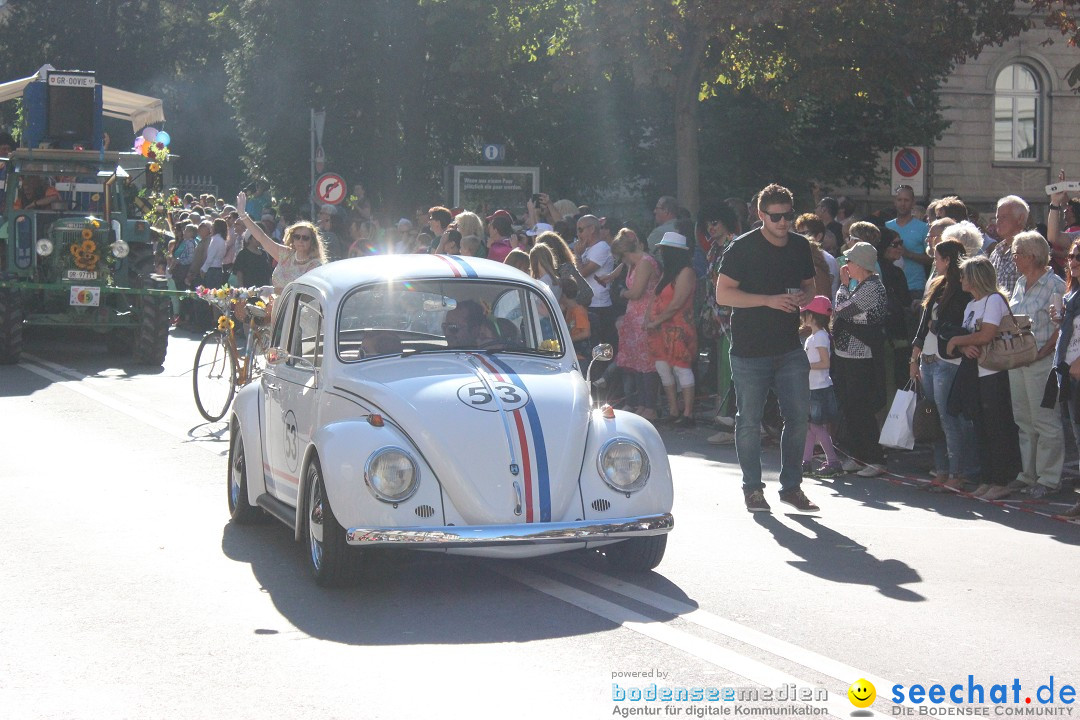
[133,137,145,151]
[156,131,170,147]
[142,127,158,142]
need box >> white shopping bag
[879,381,917,450]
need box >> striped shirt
[1010,268,1064,350]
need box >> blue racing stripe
[449,255,479,278]
[487,356,550,522]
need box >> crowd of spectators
[159,176,1080,518]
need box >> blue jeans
[730,348,811,493]
[920,356,977,477]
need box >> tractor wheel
[132,295,171,366]
[132,278,171,367]
[0,288,24,364]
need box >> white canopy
[0,64,165,130]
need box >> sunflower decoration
[217,315,235,332]
[70,239,99,270]
[540,339,561,353]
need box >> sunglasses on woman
[292,233,314,242]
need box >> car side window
[271,290,294,350]
[289,293,323,369]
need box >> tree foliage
[0,1,1036,218]
[452,0,1025,210]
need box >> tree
[472,0,1024,212]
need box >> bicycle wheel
[193,331,237,422]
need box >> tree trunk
[674,93,700,216]
[672,27,708,215]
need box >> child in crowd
[801,296,842,477]
[559,277,591,362]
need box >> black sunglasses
[765,211,795,223]
[1068,253,1080,261]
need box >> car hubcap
[309,473,325,570]
[230,439,244,508]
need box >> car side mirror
[591,344,614,362]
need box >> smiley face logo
[848,678,876,708]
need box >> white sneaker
[714,416,736,431]
[707,430,735,445]
[857,464,885,477]
[841,459,861,473]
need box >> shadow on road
[220,521,696,645]
[753,513,925,601]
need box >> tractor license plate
[69,286,100,307]
[67,270,98,280]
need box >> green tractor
[0,68,182,366]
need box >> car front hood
[335,352,591,525]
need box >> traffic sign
[890,146,926,197]
[315,172,346,205]
[482,144,505,163]
[894,147,922,178]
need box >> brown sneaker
[744,489,771,513]
[779,488,820,513]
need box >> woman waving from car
[237,191,326,294]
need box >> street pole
[309,108,315,220]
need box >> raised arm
[236,192,287,263]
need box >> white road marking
[546,558,893,693]
[18,353,226,456]
[496,563,860,718]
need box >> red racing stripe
[473,354,535,522]
[432,254,463,277]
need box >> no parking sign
[891,146,925,197]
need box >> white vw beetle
[227,255,673,586]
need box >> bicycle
[192,286,272,422]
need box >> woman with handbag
[1007,231,1065,499]
[945,256,1023,500]
[910,239,977,491]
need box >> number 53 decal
[457,381,530,412]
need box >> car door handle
[264,381,281,393]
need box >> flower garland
[195,285,270,323]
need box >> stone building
[838,18,1080,223]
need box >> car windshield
[337,278,565,361]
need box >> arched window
[994,63,1041,161]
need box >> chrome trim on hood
[466,353,520,475]
[345,513,673,547]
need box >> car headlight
[36,238,53,256]
[110,239,130,258]
[597,438,650,493]
[365,447,419,503]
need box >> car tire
[227,421,260,524]
[604,535,667,572]
[0,288,24,365]
[305,457,358,587]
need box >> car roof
[292,254,538,304]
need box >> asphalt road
[1,326,1078,720]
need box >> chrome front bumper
[345,513,673,547]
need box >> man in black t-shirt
[716,184,819,513]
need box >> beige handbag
[976,293,1037,372]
